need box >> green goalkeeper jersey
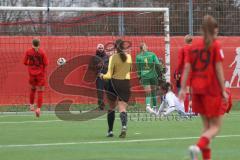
[136,51,161,79]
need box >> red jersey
[177,45,191,74]
[186,38,224,96]
[23,48,48,76]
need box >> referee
[100,39,132,138]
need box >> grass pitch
[0,107,239,160]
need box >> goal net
[0,6,170,108]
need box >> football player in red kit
[179,15,229,160]
[176,35,193,112]
[23,39,48,117]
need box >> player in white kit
[156,82,188,117]
[229,47,240,87]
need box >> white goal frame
[0,6,170,81]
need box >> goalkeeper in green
[136,43,163,113]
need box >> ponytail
[115,39,127,62]
[119,52,127,62]
[201,15,218,51]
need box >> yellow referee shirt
[103,53,132,80]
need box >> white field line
[0,114,239,124]
[0,120,62,124]
[0,118,124,124]
[0,135,239,148]
[0,111,240,117]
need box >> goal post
[0,6,170,82]
[0,6,170,106]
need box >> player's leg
[200,116,222,160]
[34,73,46,117]
[202,116,222,140]
[142,79,155,114]
[35,86,44,117]
[237,69,240,87]
[144,85,155,114]
[229,69,237,87]
[29,85,36,111]
[118,100,128,138]
[157,101,165,115]
[184,93,190,113]
[96,77,105,110]
[163,106,176,116]
[105,80,117,137]
[107,99,117,137]
[176,102,189,117]
[142,78,152,110]
[188,95,205,160]
[189,115,209,160]
[150,78,158,112]
[114,79,130,138]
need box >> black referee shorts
[105,79,131,103]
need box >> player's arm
[135,55,142,78]
[102,55,114,79]
[229,57,236,68]
[129,54,133,72]
[157,100,166,114]
[216,62,228,102]
[176,48,184,73]
[179,63,191,100]
[153,54,162,77]
[23,51,29,65]
[43,52,49,67]
[214,42,228,102]
[163,94,177,116]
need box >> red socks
[197,136,210,149]
[30,88,36,104]
[197,136,211,160]
[184,93,190,112]
[37,91,43,108]
[202,147,211,160]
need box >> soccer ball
[57,57,66,66]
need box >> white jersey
[157,91,185,115]
[234,54,240,69]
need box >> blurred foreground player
[179,15,229,160]
[23,39,48,117]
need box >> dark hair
[115,39,127,62]
[32,39,40,47]
[201,15,218,50]
[161,82,172,92]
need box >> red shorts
[192,94,228,118]
[29,73,46,86]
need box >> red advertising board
[0,36,239,105]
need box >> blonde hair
[184,35,192,44]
